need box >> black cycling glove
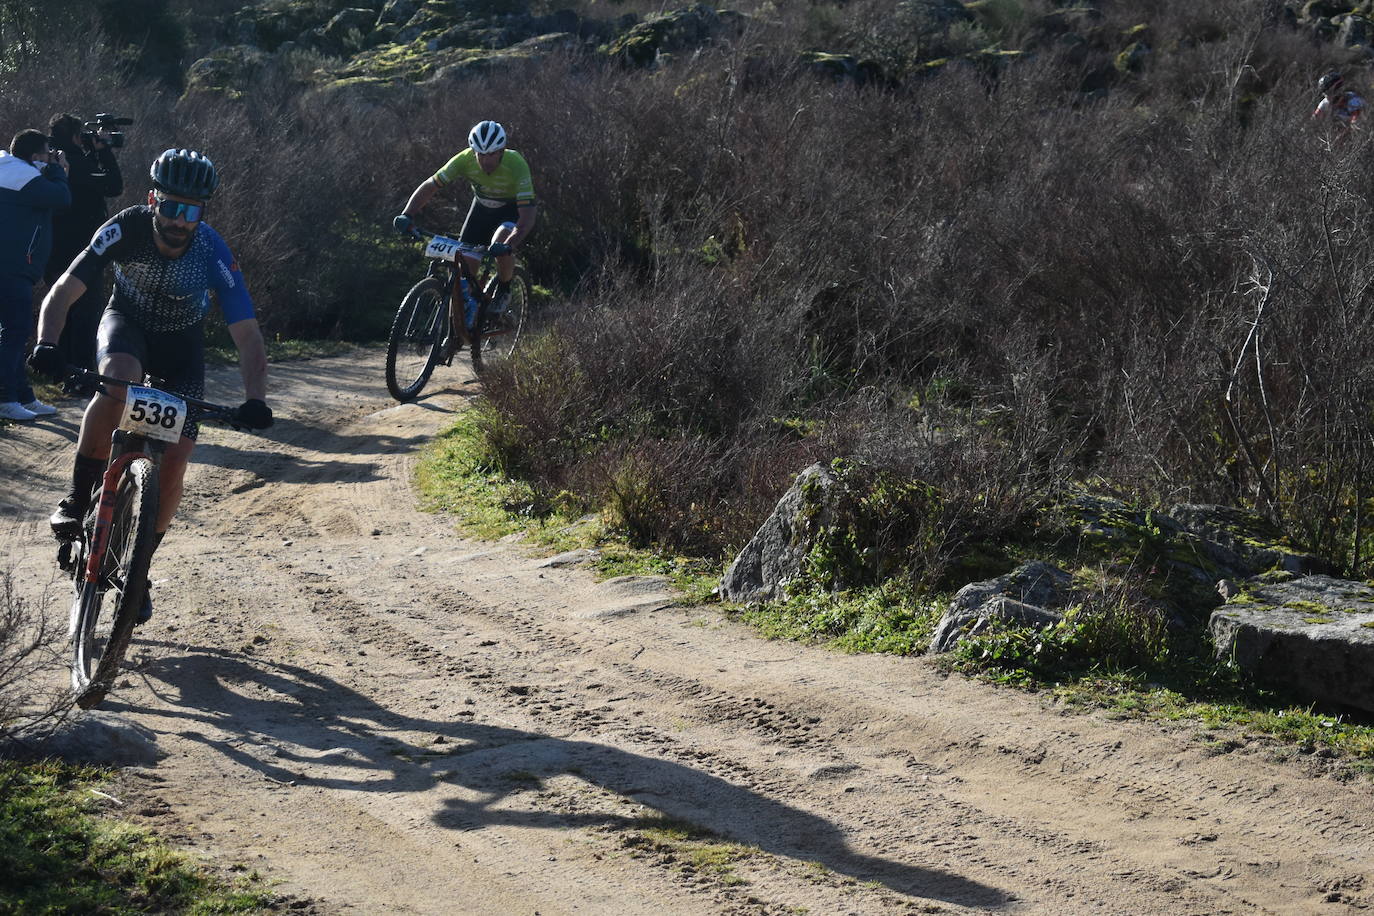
[393,214,414,235]
[488,242,512,257]
[234,398,274,429]
[28,344,65,381]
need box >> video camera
[81,113,132,149]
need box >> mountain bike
[384,223,530,402]
[55,367,245,709]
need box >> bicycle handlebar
[405,223,509,261]
[63,366,261,433]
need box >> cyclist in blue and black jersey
[393,120,537,319]
[28,148,273,622]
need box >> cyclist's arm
[511,203,538,248]
[204,229,266,400]
[228,318,268,401]
[34,272,89,345]
[37,212,129,344]
[402,178,440,218]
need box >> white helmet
[468,120,507,154]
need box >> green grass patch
[415,408,723,599]
[620,815,754,885]
[1046,673,1374,758]
[416,407,595,545]
[732,579,943,655]
[0,759,273,913]
[591,545,721,604]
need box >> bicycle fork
[81,452,143,584]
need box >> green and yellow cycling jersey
[432,148,536,207]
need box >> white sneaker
[0,401,37,421]
[21,399,56,417]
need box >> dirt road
[4,350,1373,914]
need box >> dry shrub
[0,567,72,749]
[471,2,1374,569]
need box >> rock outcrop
[1211,575,1374,715]
[928,562,1076,653]
[719,462,839,604]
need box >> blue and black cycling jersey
[70,205,255,332]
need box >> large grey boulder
[377,0,420,27]
[1167,503,1326,579]
[31,711,163,767]
[1210,575,1374,715]
[427,34,581,83]
[319,8,379,52]
[1336,13,1374,46]
[719,462,838,604]
[602,3,739,67]
[184,45,269,96]
[720,459,939,604]
[929,562,1075,653]
[1066,494,1322,613]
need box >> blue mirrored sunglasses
[153,197,205,223]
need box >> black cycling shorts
[459,199,519,248]
[97,309,207,441]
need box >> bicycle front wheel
[472,266,530,372]
[385,276,448,402]
[71,457,158,709]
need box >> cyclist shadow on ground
[188,443,391,489]
[203,414,431,458]
[123,643,1010,910]
[19,409,83,444]
[190,413,438,485]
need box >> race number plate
[119,386,187,443]
[424,235,461,262]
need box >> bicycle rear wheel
[71,457,158,709]
[472,266,530,371]
[385,276,448,402]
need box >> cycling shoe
[50,496,86,538]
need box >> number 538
[130,398,179,429]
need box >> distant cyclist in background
[1312,70,1364,133]
[393,120,536,320]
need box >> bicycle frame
[59,369,238,581]
[79,433,165,585]
[414,226,518,346]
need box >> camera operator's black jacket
[48,141,122,278]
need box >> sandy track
[4,349,1373,914]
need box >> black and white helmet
[468,120,507,154]
[1319,71,1345,94]
[150,148,219,200]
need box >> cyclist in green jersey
[393,120,536,316]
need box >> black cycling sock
[497,279,511,296]
[70,453,104,507]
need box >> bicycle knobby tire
[471,265,530,373]
[386,276,448,402]
[71,456,159,709]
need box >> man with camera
[46,113,125,375]
[0,128,69,421]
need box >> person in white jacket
[0,129,69,420]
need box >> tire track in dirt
[238,545,1303,914]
